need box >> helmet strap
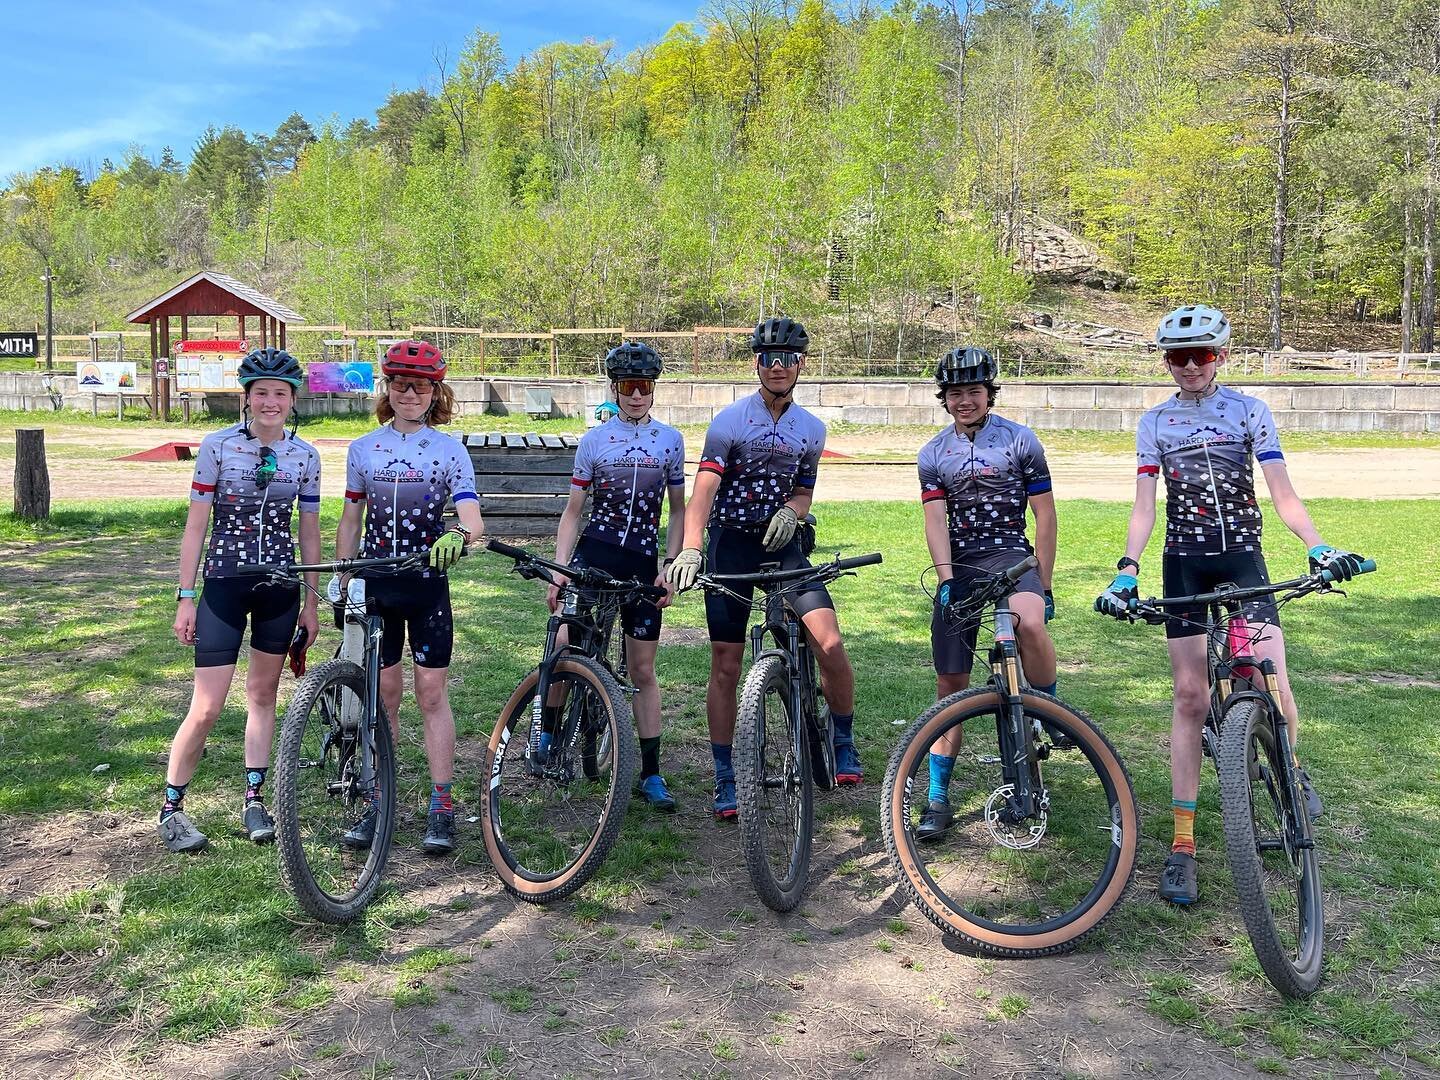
[240,399,252,440]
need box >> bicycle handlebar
[701,551,883,588]
[484,537,666,601]
[1125,559,1378,625]
[237,553,425,578]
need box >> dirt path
[2,804,1278,1080]
[2,425,1437,503]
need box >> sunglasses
[614,378,655,397]
[390,379,435,396]
[255,446,278,489]
[1166,348,1218,369]
[757,350,803,369]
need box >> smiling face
[1163,346,1222,393]
[942,383,990,427]
[386,376,435,423]
[756,351,803,397]
[245,380,295,425]
[613,377,655,419]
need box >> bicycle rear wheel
[275,659,396,923]
[735,654,814,912]
[881,688,1139,957]
[480,656,636,903]
[1217,700,1324,998]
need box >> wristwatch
[1116,557,1139,573]
[175,587,198,601]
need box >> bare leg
[167,665,237,786]
[242,650,287,768]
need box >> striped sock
[927,753,956,803]
[1172,799,1197,856]
[429,781,453,813]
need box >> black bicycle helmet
[604,340,663,380]
[934,346,998,387]
[751,317,809,353]
[238,347,304,388]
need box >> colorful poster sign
[78,362,138,393]
[308,362,375,393]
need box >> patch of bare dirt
[0,813,158,908]
[1316,671,1440,691]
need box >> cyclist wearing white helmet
[1095,304,1367,906]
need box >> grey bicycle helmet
[238,347,304,388]
[1155,305,1231,350]
[751,317,809,353]
[604,341,663,380]
[934,347,998,386]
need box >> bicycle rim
[481,658,636,903]
[276,660,396,923]
[881,688,1139,957]
[735,654,814,912]
[1218,701,1324,997]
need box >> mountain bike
[1114,558,1377,997]
[480,537,663,903]
[694,551,883,912]
[881,555,1140,957]
[239,553,423,923]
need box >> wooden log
[473,473,576,494]
[466,452,576,475]
[478,515,573,538]
[475,494,572,514]
[14,429,50,519]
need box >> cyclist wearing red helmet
[336,340,485,855]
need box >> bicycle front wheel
[1217,700,1324,998]
[735,654,814,912]
[881,688,1139,957]
[480,656,636,904]
[275,659,397,923]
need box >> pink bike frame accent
[1227,613,1260,682]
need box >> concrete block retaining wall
[3,373,1439,432]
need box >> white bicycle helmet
[1155,305,1231,350]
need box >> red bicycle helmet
[383,339,447,381]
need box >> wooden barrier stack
[464,432,581,537]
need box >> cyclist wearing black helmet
[547,341,687,810]
[913,347,1060,841]
[666,317,862,818]
[160,347,321,854]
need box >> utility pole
[42,265,53,371]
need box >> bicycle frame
[748,577,827,787]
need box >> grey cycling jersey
[699,392,826,529]
[918,414,1052,555]
[344,424,477,576]
[571,415,685,556]
[190,424,321,578]
[1136,385,1285,556]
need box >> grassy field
[0,498,1436,1075]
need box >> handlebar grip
[1004,555,1040,583]
[485,537,528,561]
[237,563,275,576]
[1320,557,1378,584]
[637,584,668,602]
[836,552,883,571]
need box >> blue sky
[3,0,703,178]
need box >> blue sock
[1036,680,1057,696]
[711,742,733,781]
[928,753,956,803]
[429,781,453,813]
[831,711,854,746]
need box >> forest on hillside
[2,0,1438,359]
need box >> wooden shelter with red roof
[125,271,305,419]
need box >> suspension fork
[991,601,1038,821]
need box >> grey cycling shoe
[422,811,457,855]
[915,799,954,842]
[1159,851,1199,906]
[243,801,276,844]
[342,804,378,850]
[1296,768,1324,820]
[158,810,209,854]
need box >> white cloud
[0,98,178,177]
[168,2,375,64]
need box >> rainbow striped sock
[1172,799,1197,856]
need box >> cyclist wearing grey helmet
[913,347,1060,841]
[548,341,687,811]
[160,348,321,854]
[666,317,862,819]
[1095,304,1367,906]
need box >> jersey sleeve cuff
[571,476,592,489]
[452,491,479,504]
[1137,465,1160,476]
[1025,480,1053,495]
[697,460,724,476]
[344,489,367,502]
[1257,451,1285,463]
[921,488,946,503]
